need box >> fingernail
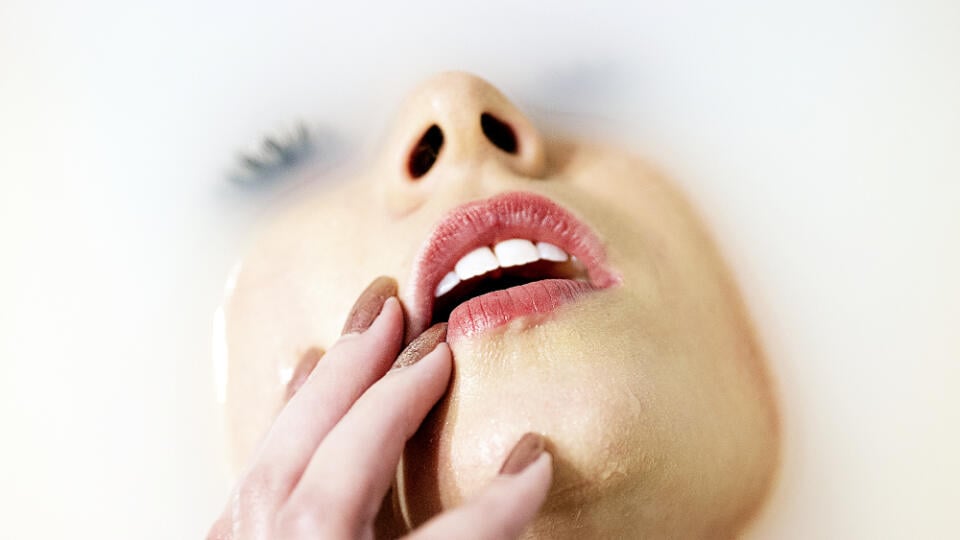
[341,276,398,335]
[499,432,546,475]
[284,347,324,401]
[393,322,447,369]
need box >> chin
[402,287,779,538]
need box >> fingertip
[392,323,448,369]
[503,451,553,507]
[356,296,404,343]
[511,451,552,486]
[380,296,403,326]
[341,276,399,335]
[397,340,452,372]
[510,452,553,519]
[433,342,452,363]
[399,342,452,392]
[403,448,552,540]
[422,342,453,379]
[527,452,554,485]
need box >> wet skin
[223,72,779,538]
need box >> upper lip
[404,191,619,337]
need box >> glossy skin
[223,72,779,538]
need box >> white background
[1,1,957,538]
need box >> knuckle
[235,480,267,512]
[280,490,357,539]
[234,466,283,516]
[244,464,280,493]
[275,504,325,538]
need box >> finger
[284,346,324,402]
[375,325,452,539]
[406,449,553,540]
[247,278,404,499]
[287,332,452,530]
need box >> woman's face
[224,72,779,537]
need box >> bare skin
[209,282,554,539]
[221,72,780,538]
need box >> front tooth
[536,241,569,262]
[434,271,461,297]
[454,246,499,280]
[493,238,539,268]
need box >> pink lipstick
[406,192,619,340]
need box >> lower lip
[447,278,594,340]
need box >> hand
[208,277,553,539]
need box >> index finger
[246,279,405,500]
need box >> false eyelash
[230,123,315,186]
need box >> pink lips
[407,192,619,341]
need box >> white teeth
[536,241,569,262]
[493,238,539,268]
[454,246,499,281]
[434,271,461,297]
[436,240,576,298]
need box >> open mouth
[431,247,588,324]
[406,192,619,340]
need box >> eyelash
[230,123,314,186]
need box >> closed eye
[229,123,315,186]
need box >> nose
[385,72,547,190]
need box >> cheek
[401,291,779,536]
[448,358,649,485]
[402,298,659,525]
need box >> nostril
[408,124,444,179]
[480,113,518,154]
